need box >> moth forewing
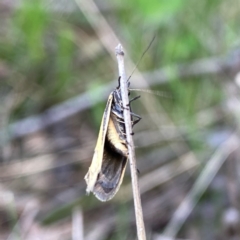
[84,93,114,194]
[93,151,127,201]
[92,114,128,201]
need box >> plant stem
[115,44,146,240]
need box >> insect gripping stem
[84,53,141,201]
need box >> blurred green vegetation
[1,0,238,122]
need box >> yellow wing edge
[84,92,114,194]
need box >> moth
[84,77,141,201]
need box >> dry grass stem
[162,134,240,238]
[115,44,146,240]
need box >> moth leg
[117,119,125,124]
[125,140,130,148]
[132,119,141,126]
[130,112,142,126]
[118,97,129,110]
[117,76,121,89]
[131,112,141,118]
[133,118,141,126]
[128,82,131,96]
[126,96,141,107]
[118,77,130,89]
[122,132,134,136]
[123,106,130,111]
[130,95,141,103]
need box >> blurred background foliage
[0,0,240,239]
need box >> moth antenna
[127,35,156,83]
[129,88,172,99]
[117,76,121,89]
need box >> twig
[72,207,84,240]
[115,44,146,240]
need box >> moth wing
[84,93,113,194]
[92,113,128,201]
[93,154,128,201]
